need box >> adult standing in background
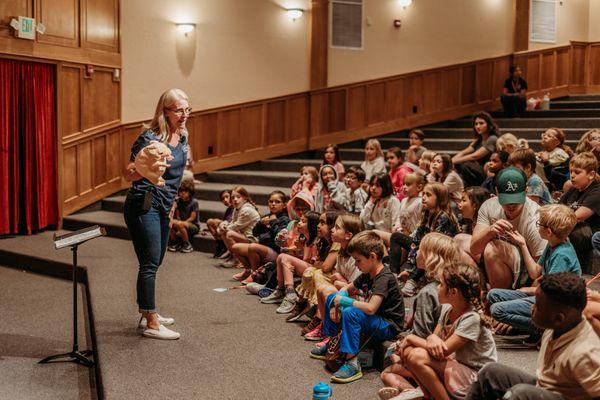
[123,88,191,340]
[501,66,528,118]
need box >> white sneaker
[245,282,265,295]
[390,387,424,400]
[142,324,180,340]
[138,314,175,329]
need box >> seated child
[379,233,462,400]
[360,173,401,233]
[584,284,600,337]
[315,164,347,212]
[311,231,405,384]
[457,187,492,235]
[466,273,600,400]
[428,153,464,206]
[488,204,581,345]
[217,186,261,268]
[398,262,497,400]
[230,190,290,282]
[496,132,527,155]
[386,147,414,200]
[508,148,552,205]
[361,139,387,181]
[536,127,572,189]
[398,173,423,236]
[291,165,319,199]
[206,189,233,258]
[168,179,200,253]
[481,150,508,194]
[321,144,345,179]
[416,150,436,178]
[406,129,427,167]
[559,152,600,267]
[344,166,369,215]
[301,214,364,340]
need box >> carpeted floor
[0,232,539,400]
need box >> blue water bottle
[313,381,332,400]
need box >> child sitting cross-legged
[205,189,233,258]
[398,262,497,400]
[398,173,423,237]
[344,166,369,215]
[488,204,581,346]
[301,214,365,341]
[378,232,462,400]
[360,173,401,233]
[310,231,405,384]
[508,148,552,205]
[291,165,319,199]
[168,179,200,253]
[315,165,348,212]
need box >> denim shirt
[128,130,188,213]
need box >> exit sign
[15,16,36,40]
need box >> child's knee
[341,306,364,321]
[406,347,428,367]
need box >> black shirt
[176,197,200,227]
[559,181,600,232]
[503,77,528,94]
[352,265,405,334]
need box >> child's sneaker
[304,323,324,341]
[168,242,182,252]
[301,316,322,336]
[260,288,285,304]
[315,336,330,348]
[245,282,264,295]
[276,292,298,314]
[390,388,425,400]
[286,300,311,322]
[310,341,329,360]
[180,242,194,253]
[331,361,362,383]
[258,287,274,299]
[401,279,418,297]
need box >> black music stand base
[39,349,94,367]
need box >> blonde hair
[570,152,599,179]
[403,172,424,186]
[576,129,600,154]
[538,204,578,241]
[419,233,461,280]
[143,88,190,142]
[422,182,459,230]
[419,150,436,173]
[364,139,384,160]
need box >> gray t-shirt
[412,281,441,338]
[438,304,497,371]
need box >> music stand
[39,225,106,368]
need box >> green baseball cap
[496,167,527,205]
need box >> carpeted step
[490,109,600,119]
[567,95,600,101]
[62,210,216,253]
[432,117,600,129]
[551,100,600,109]
[228,159,362,173]
[374,137,578,152]
[201,170,299,187]
[101,196,268,222]
[193,182,290,204]
[340,148,459,161]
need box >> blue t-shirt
[539,241,581,276]
[129,130,188,213]
[527,173,551,205]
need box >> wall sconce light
[398,0,413,7]
[286,8,304,21]
[176,23,195,36]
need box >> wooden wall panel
[0,0,32,38]
[106,129,120,180]
[526,55,541,91]
[441,68,460,109]
[367,83,385,125]
[194,113,218,159]
[60,65,82,138]
[422,72,441,114]
[541,52,555,90]
[266,101,285,146]
[461,65,476,105]
[77,141,92,195]
[404,76,422,116]
[590,45,600,85]
[286,96,309,142]
[347,86,366,130]
[218,109,241,155]
[36,0,79,47]
[476,62,493,103]
[310,93,329,137]
[93,135,106,187]
[83,0,119,52]
[492,58,510,100]
[571,45,586,85]
[241,105,263,150]
[556,49,569,86]
[328,90,346,133]
[385,79,404,120]
[82,69,119,131]
[63,146,78,200]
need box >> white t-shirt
[399,196,421,235]
[476,197,547,258]
[335,253,361,282]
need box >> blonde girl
[398,262,497,400]
[217,186,260,268]
[291,165,319,198]
[417,150,436,177]
[361,138,386,180]
[575,128,600,155]
[302,214,364,340]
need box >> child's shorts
[443,359,477,399]
[264,247,278,263]
[186,222,200,236]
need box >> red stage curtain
[0,58,58,235]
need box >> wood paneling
[367,83,385,125]
[194,113,218,159]
[82,68,119,131]
[328,90,346,133]
[93,135,106,187]
[0,0,32,38]
[286,96,309,142]
[422,72,441,114]
[461,65,476,105]
[60,65,81,138]
[526,54,541,91]
[266,101,285,146]
[63,146,78,200]
[556,48,569,86]
[310,92,329,137]
[590,45,600,85]
[241,105,263,150]
[404,76,422,116]
[441,68,460,109]
[218,109,241,155]
[541,52,555,90]
[385,79,404,120]
[36,0,79,47]
[492,58,510,100]
[476,62,493,103]
[106,129,120,180]
[571,45,586,86]
[82,0,119,52]
[347,86,366,130]
[514,0,530,52]
[77,141,92,195]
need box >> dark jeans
[124,198,170,312]
[501,94,526,117]
[456,161,486,187]
[487,289,538,334]
[389,232,412,274]
[569,223,593,273]
[465,362,566,400]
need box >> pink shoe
[304,323,324,341]
[233,269,251,281]
[315,336,330,348]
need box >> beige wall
[121,0,310,123]
[529,0,589,50]
[329,0,514,86]
[589,0,600,41]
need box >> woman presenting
[123,88,191,340]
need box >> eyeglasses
[167,107,192,117]
[535,221,549,229]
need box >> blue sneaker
[309,342,328,360]
[258,287,274,298]
[331,362,362,383]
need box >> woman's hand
[426,334,447,360]
[124,162,142,181]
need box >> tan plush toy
[134,140,174,186]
